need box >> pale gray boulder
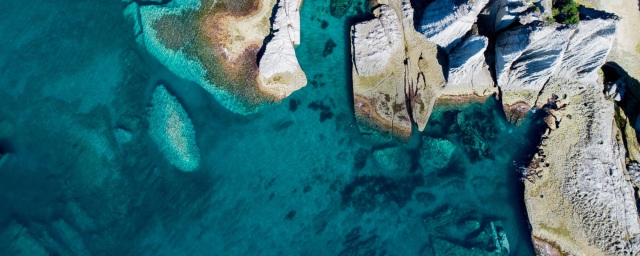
[419,0,489,51]
[444,35,495,96]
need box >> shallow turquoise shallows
[0,0,537,255]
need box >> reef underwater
[1,0,640,255]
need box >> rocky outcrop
[495,22,574,122]
[443,35,496,97]
[122,0,306,114]
[517,16,640,255]
[257,0,307,100]
[493,0,549,31]
[351,0,445,139]
[418,0,489,51]
[148,85,200,172]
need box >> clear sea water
[0,0,540,255]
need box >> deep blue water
[0,0,537,255]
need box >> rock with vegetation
[550,0,580,24]
[148,85,200,172]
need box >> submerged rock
[330,0,353,17]
[419,137,455,169]
[419,0,489,51]
[148,85,200,172]
[122,0,306,114]
[0,222,48,256]
[372,146,411,174]
[351,0,445,139]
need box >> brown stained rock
[532,236,565,256]
[502,101,531,125]
[350,0,445,140]
[137,0,299,112]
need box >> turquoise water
[0,0,537,255]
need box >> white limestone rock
[554,18,617,81]
[148,85,200,172]
[521,15,640,255]
[419,0,489,51]
[494,0,547,31]
[351,0,445,139]
[258,0,307,100]
[495,22,574,109]
[444,35,495,96]
[351,5,403,76]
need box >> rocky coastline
[123,0,640,254]
[350,0,640,254]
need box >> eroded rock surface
[122,0,306,113]
[444,35,495,96]
[519,15,640,255]
[351,0,445,139]
[493,0,549,32]
[419,0,489,51]
[495,22,574,122]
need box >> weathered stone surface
[525,79,640,255]
[258,0,307,100]
[520,15,640,255]
[444,35,496,97]
[351,0,445,139]
[495,22,573,122]
[555,18,616,81]
[419,0,489,51]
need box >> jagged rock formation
[517,16,640,255]
[495,22,575,122]
[444,35,495,96]
[493,0,549,31]
[257,0,307,100]
[418,0,489,51]
[148,85,200,172]
[122,0,306,114]
[351,0,445,139]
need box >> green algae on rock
[148,85,200,172]
[123,0,306,114]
